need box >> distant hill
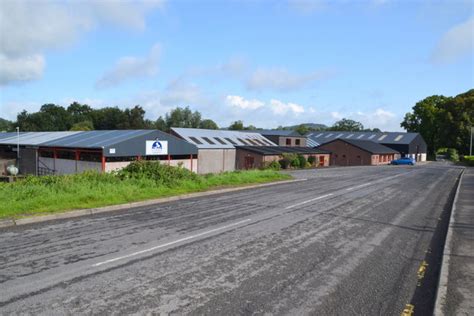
[280,123,328,131]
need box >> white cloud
[246,67,332,92]
[226,95,264,110]
[269,99,305,115]
[432,17,474,64]
[0,1,164,86]
[96,44,161,88]
[0,54,45,86]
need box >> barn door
[319,156,325,167]
[244,156,254,169]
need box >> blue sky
[0,0,473,131]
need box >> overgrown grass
[0,161,291,219]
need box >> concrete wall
[167,158,198,173]
[105,161,131,172]
[277,137,307,147]
[198,149,236,174]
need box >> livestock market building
[306,131,427,162]
[245,130,308,147]
[317,139,399,166]
[0,130,197,176]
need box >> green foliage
[0,166,290,219]
[262,160,281,171]
[447,148,459,162]
[228,120,244,130]
[307,156,316,165]
[199,119,219,130]
[297,154,307,168]
[331,118,364,131]
[0,118,13,131]
[70,120,94,131]
[462,156,474,166]
[401,89,474,155]
[295,124,309,135]
[278,158,291,169]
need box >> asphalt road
[0,163,463,315]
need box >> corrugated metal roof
[245,129,304,137]
[0,131,80,146]
[41,130,153,148]
[320,139,399,154]
[236,146,330,155]
[306,131,419,146]
[171,128,277,149]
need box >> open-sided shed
[0,130,198,175]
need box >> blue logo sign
[152,140,162,150]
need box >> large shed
[171,128,276,174]
[0,130,198,175]
[307,131,427,161]
[317,138,399,166]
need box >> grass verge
[0,161,291,219]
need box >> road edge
[0,178,306,229]
[433,168,465,315]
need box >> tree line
[401,89,473,156]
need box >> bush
[279,158,291,169]
[290,157,300,168]
[268,160,281,170]
[447,148,459,162]
[307,156,316,166]
[297,155,307,168]
[463,156,474,166]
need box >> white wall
[105,161,132,172]
[198,149,236,174]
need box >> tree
[199,119,219,130]
[228,120,244,130]
[16,104,72,131]
[70,120,94,131]
[0,118,13,131]
[67,102,93,124]
[401,95,448,157]
[331,118,364,131]
[125,105,147,129]
[90,107,128,130]
[295,124,309,135]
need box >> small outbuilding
[246,130,307,147]
[236,146,330,169]
[0,130,198,175]
[317,138,399,166]
[171,128,277,174]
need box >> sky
[0,0,473,131]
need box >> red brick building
[317,139,399,166]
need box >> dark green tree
[70,120,94,131]
[331,118,364,131]
[0,118,13,131]
[228,120,244,130]
[295,124,309,135]
[199,119,219,130]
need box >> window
[237,138,249,145]
[188,136,203,145]
[378,134,387,141]
[39,150,54,158]
[246,139,259,146]
[286,138,291,145]
[262,139,274,145]
[325,133,334,138]
[394,135,403,141]
[213,137,227,145]
[253,139,265,146]
[357,134,365,139]
[368,134,376,139]
[315,133,323,138]
[336,133,344,138]
[56,150,75,160]
[80,151,101,162]
[295,139,301,146]
[224,137,237,145]
[346,134,354,138]
[201,137,215,145]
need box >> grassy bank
[0,161,291,219]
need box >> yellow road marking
[401,304,414,316]
[417,260,429,286]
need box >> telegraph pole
[470,126,473,156]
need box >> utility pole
[16,126,20,168]
[470,126,473,156]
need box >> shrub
[463,156,474,166]
[447,148,459,162]
[297,155,307,168]
[279,158,291,169]
[307,156,316,166]
[118,160,199,185]
[290,157,300,168]
[305,162,312,168]
[268,160,281,170]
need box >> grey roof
[320,138,399,154]
[245,129,304,137]
[0,130,198,156]
[171,128,277,149]
[0,131,80,146]
[306,131,419,147]
[236,146,330,155]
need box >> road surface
[0,163,463,315]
